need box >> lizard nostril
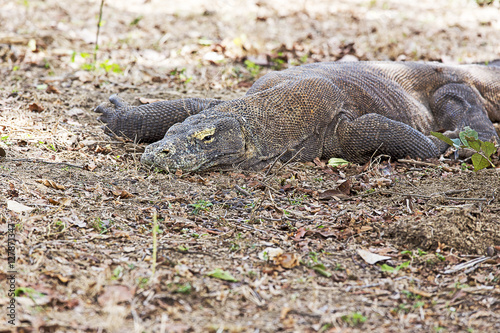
[161,149,170,156]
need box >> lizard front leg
[334,113,442,164]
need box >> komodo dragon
[95,61,500,172]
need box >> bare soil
[1,1,500,332]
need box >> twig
[398,158,456,172]
[151,210,158,279]
[276,146,305,173]
[94,0,105,63]
[10,158,84,169]
[157,247,215,257]
[234,184,251,196]
[345,276,417,292]
[265,148,290,177]
[380,190,488,202]
[225,218,269,234]
[443,256,490,274]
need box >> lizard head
[140,113,247,172]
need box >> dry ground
[1,0,500,332]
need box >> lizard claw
[95,94,131,136]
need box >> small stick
[94,0,105,64]
[381,190,488,202]
[10,158,84,169]
[276,147,305,173]
[234,184,251,196]
[265,148,290,177]
[151,210,158,279]
[398,159,456,172]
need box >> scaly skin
[95,61,500,172]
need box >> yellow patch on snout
[192,127,216,142]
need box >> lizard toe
[109,94,129,108]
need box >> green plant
[288,194,308,206]
[130,15,143,26]
[15,287,43,299]
[170,67,192,85]
[138,277,149,289]
[111,266,123,280]
[229,243,240,252]
[99,59,123,73]
[300,252,333,277]
[431,126,496,171]
[244,60,262,78]
[91,217,108,234]
[341,312,367,326]
[53,220,66,232]
[434,252,446,261]
[380,260,410,273]
[417,249,427,256]
[189,200,213,214]
[176,283,192,294]
[414,301,425,308]
[328,157,349,167]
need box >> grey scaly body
[96,61,500,172]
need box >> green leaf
[206,268,238,282]
[176,283,192,294]
[451,138,462,148]
[312,264,332,277]
[468,139,481,152]
[328,158,349,167]
[430,132,456,147]
[462,126,478,139]
[398,261,410,269]
[459,127,478,147]
[130,15,143,26]
[471,153,492,171]
[380,264,395,272]
[481,141,496,157]
[380,260,410,273]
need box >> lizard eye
[202,135,214,142]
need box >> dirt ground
[1,0,500,332]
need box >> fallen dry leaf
[408,286,433,298]
[28,102,44,112]
[357,249,391,265]
[318,189,349,200]
[175,264,193,277]
[61,215,86,228]
[36,179,66,190]
[48,197,71,206]
[313,157,326,168]
[259,247,284,261]
[7,200,34,213]
[83,162,97,171]
[338,178,352,195]
[97,285,136,306]
[111,190,134,199]
[292,227,307,241]
[74,70,93,83]
[46,85,61,94]
[65,107,84,116]
[274,252,301,269]
[57,274,69,283]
